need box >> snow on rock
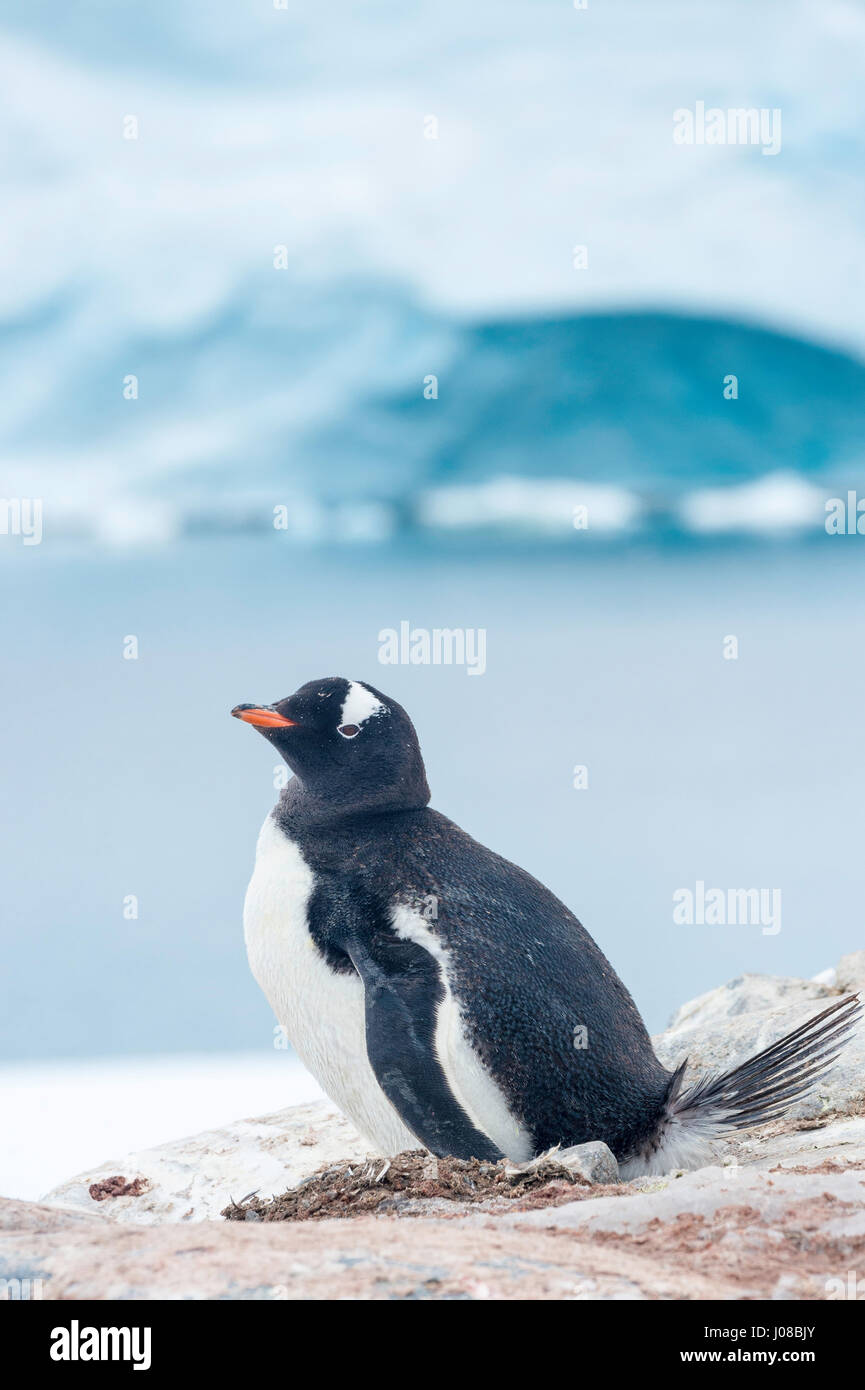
[4,1113,865,1300]
[837,950,865,995]
[652,970,865,1121]
[42,1101,370,1225]
[41,956,865,1227]
[10,949,863,1298]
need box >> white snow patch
[0,1051,324,1202]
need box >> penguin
[232,677,860,1177]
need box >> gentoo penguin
[232,677,860,1177]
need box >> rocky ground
[3,953,864,1300]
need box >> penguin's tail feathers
[621,993,861,1179]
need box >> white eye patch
[339,680,385,733]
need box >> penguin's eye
[338,724,360,739]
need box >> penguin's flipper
[344,935,503,1162]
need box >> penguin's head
[231,677,430,816]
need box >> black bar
[8,1297,858,1374]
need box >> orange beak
[231,705,296,729]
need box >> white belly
[242,814,418,1155]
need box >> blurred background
[2,0,864,1197]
